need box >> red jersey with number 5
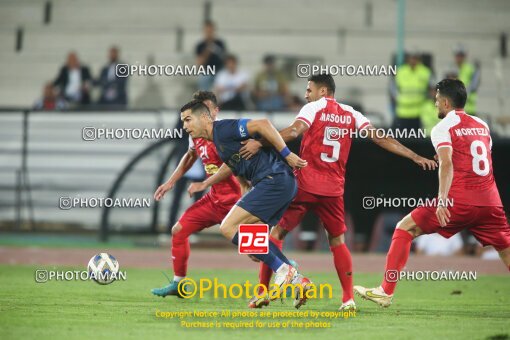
[189,136,241,205]
[295,97,370,196]
[431,110,502,206]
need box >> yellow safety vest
[395,64,431,119]
[420,100,440,136]
[458,62,477,115]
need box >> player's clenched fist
[285,152,307,169]
[188,181,208,197]
[154,181,174,201]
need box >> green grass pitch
[0,265,508,340]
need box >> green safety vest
[458,62,477,115]
[395,64,431,119]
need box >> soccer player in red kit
[240,74,437,310]
[354,79,510,307]
[151,91,247,297]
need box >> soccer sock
[330,243,354,303]
[380,228,414,295]
[232,233,284,272]
[259,236,284,291]
[173,276,185,282]
[171,233,190,278]
[268,237,290,265]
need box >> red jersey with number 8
[294,97,370,197]
[430,110,502,206]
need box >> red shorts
[279,188,346,237]
[411,204,510,251]
[178,193,234,237]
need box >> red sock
[330,243,354,303]
[171,233,190,278]
[380,229,413,295]
[258,236,283,292]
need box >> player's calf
[498,247,510,270]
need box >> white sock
[276,263,288,274]
[173,276,185,282]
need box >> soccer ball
[87,253,120,285]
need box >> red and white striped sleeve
[340,104,370,130]
[295,98,327,127]
[431,123,452,151]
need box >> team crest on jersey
[227,153,241,169]
[204,164,219,175]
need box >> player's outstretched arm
[436,147,454,227]
[246,119,307,169]
[154,149,198,201]
[366,124,437,170]
[187,163,233,197]
[239,120,308,160]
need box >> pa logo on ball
[87,253,121,285]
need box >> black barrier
[345,137,510,243]
[100,138,180,242]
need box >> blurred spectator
[453,44,480,115]
[253,55,289,111]
[195,20,227,91]
[33,82,67,110]
[214,54,249,110]
[97,46,128,108]
[421,71,457,135]
[53,52,92,106]
[415,233,464,256]
[390,50,433,130]
[420,87,440,136]
[288,94,306,112]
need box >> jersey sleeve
[295,99,328,127]
[339,104,370,130]
[188,135,195,150]
[215,119,253,141]
[295,102,317,127]
[431,123,452,150]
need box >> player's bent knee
[219,222,236,239]
[270,225,288,240]
[171,223,183,236]
[328,234,344,247]
[395,214,414,230]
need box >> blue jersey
[212,119,293,184]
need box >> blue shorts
[236,172,297,226]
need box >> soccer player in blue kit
[181,99,312,308]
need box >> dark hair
[308,73,336,95]
[192,91,218,106]
[204,20,215,27]
[263,55,275,65]
[180,99,211,117]
[436,79,467,108]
